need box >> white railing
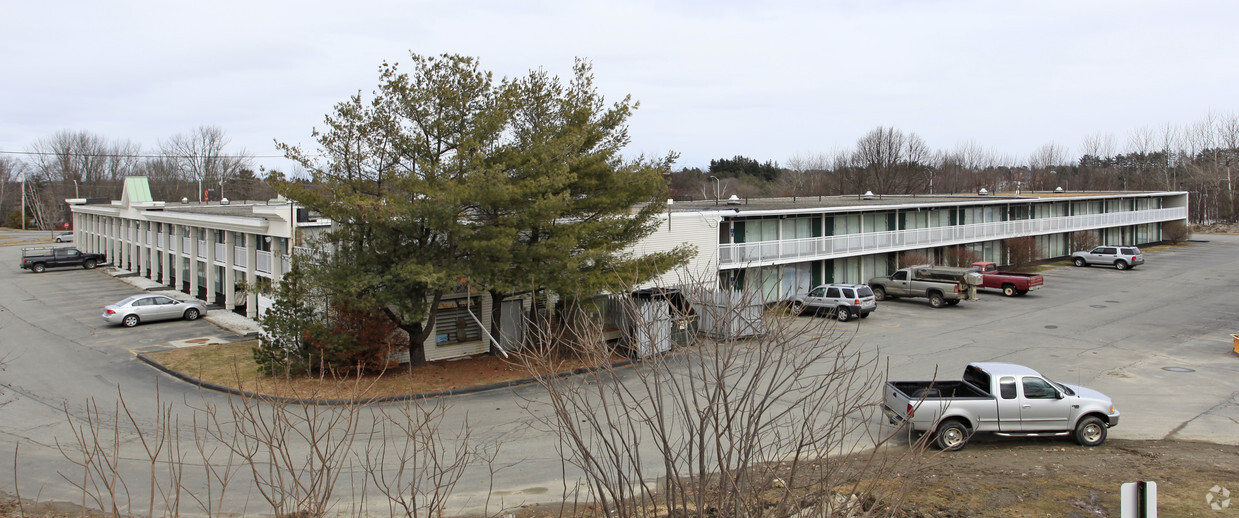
[257,251,272,274]
[197,240,207,259]
[719,207,1186,268]
[214,243,226,264]
[234,246,247,268]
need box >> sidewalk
[104,267,262,338]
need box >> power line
[0,150,300,160]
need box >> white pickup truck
[883,363,1120,451]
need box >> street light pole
[709,175,720,205]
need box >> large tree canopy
[270,54,693,367]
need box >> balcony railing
[718,207,1186,268]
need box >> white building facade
[70,179,1188,360]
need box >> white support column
[189,230,200,299]
[161,224,171,285]
[205,229,217,305]
[138,221,149,278]
[224,231,236,310]
[246,234,258,319]
[169,224,180,290]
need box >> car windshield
[1044,378,1076,396]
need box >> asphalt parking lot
[2,234,1238,515]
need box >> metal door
[1018,376,1072,431]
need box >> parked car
[969,261,1044,296]
[883,362,1120,451]
[1071,246,1144,270]
[20,246,106,273]
[54,231,74,243]
[102,294,208,327]
[791,283,876,321]
[868,265,982,308]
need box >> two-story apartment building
[69,177,1187,360]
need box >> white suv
[792,283,877,322]
[1072,246,1144,270]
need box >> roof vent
[863,190,875,200]
[978,188,989,196]
[726,194,741,205]
[1054,186,1064,193]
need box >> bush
[1004,236,1042,268]
[1163,221,1190,243]
[942,246,979,267]
[1069,231,1099,254]
[898,251,933,267]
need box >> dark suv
[791,283,877,321]
[1071,246,1144,270]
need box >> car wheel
[1074,416,1107,447]
[946,299,961,306]
[836,307,852,322]
[183,308,200,321]
[1017,290,1028,296]
[934,420,971,451]
[31,263,46,273]
[1002,284,1017,297]
[872,286,886,301]
[83,259,97,269]
[860,311,870,319]
[1073,257,1087,267]
[1114,261,1128,271]
[790,301,805,316]
[928,293,945,308]
[122,314,140,327]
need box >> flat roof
[662,190,1179,213]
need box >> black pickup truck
[20,246,106,273]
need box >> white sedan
[102,294,208,327]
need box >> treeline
[0,126,273,229]
[672,113,1239,224]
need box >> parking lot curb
[135,352,636,406]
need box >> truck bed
[888,380,990,399]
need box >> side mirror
[1055,390,1065,399]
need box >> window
[840,288,855,298]
[435,297,483,345]
[892,271,908,281]
[999,376,1017,399]
[1022,377,1058,399]
[857,286,874,297]
[825,287,841,298]
[809,287,825,297]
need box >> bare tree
[160,126,252,202]
[851,126,931,194]
[518,284,925,517]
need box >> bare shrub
[54,366,487,517]
[1003,236,1042,268]
[1162,220,1190,243]
[1069,231,1099,253]
[941,246,979,267]
[516,284,925,517]
[897,251,932,268]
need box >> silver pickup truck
[868,265,982,308]
[883,362,1120,451]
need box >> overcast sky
[3,1,1238,174]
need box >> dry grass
[144,340,618,401]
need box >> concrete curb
[136,352,636,405]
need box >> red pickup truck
[969,262,1044,297]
